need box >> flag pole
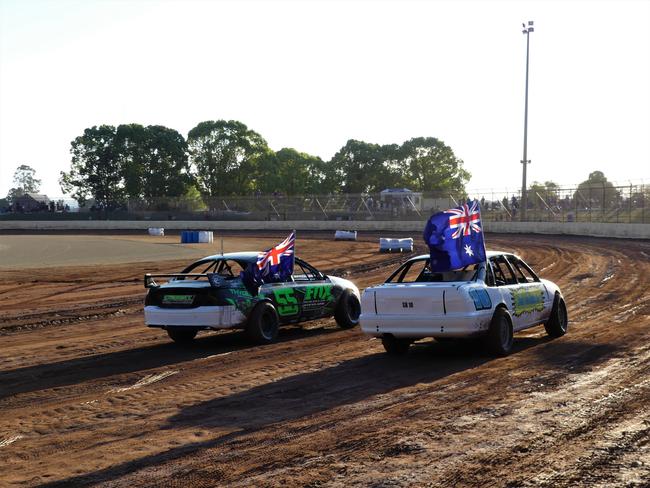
[292,229,296,271]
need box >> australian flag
[241,231,295,295]
[423,200,486,272]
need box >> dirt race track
[0,232,649,487]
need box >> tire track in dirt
[1,234,648,487]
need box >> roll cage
[385,253,540,286]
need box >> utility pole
[521,20,534,221]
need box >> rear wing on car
[144,273,208,288]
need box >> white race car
[360,251,567,356]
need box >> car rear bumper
[144,305,246,329]
[360,310,493,338]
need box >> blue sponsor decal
[469,289,492,310]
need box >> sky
[0,0,649,199]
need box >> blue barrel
[181,230,188,243]
[192,231,199,243]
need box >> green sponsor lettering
[305,285,332,302]
[273,288,299,316]
[162,294,194,304]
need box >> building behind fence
[1,183,648,224]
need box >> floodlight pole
[521,20,534,222]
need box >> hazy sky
[1,0,649,198]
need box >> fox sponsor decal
[302,285,334,312]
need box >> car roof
[196,252,260,263]
[407,250,515,262]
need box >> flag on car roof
[423,199,486,272]
[241,231,296,294]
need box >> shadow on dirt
[165,336,556,431]
[38,334,596,487]
[0,324,339,399]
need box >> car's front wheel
[167,327,198,344]
[381,335,411,355]
[246,302,280,344]
[545,295,568,338]
[334,290,361,329]
[486,308,513,356]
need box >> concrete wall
[1,220,649,239]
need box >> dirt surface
[0,233,299,269]
[0,232,648,487]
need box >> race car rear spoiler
[144,273,208,288]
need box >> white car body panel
[360,252,563,340]
[145,305,246,329]
[328,275,361,299]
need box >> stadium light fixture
[520,20,534,221]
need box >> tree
[116,124,190,200]
[144,125,191,198]
[12,165,41,193]
[399,137,470,193]
[115,124,149,200]
[60,125,123,207]
[256,148,326,195]
[329,140,393,194]
[529,180,559,210]
[574,171,620,208]
[6,165,41,203]
[187,120,269,197]
[181,184,207,211]
[61,124,191,206]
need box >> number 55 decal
[273,288,299,316]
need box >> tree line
[58,120,471,206]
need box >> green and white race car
[144,252,360,344]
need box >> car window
[386,259,479,283]
[399,260,429,282]
[506,256,538,283]
[486,262,496,286]
[293,261,320,282]
[182,259,246,277]
[489,256,517,286]
[386,260,422,283]
[182,259,211,274]
[216,260,247,277]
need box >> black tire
[486,308,513,356]
[434,337,455,343]
[245,302,280,344]
[334,290,361,329]
[166,327,198,344]
[382,335,411,355]
[545,295,568,338]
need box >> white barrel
[379,237,414,253]
[198,231,214,243]
[334,230,357,241]
[148,227,164,236]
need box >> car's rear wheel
[545,295,568,338]
[335,290,361,329]
[246,302,280,344]
[382,335,411,355]
[486,308,513,356]
[167,327,198,344]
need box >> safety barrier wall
[1,220,649,239]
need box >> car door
[291,259,335,320]
[505,255,550,326]
[262,279,303,323]
[488,255,534,331]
